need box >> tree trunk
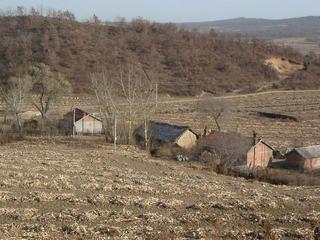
[144,119,148,151]
[103,117,113,143]
[128,120,132,144]
[3,111,7,124]
[15,112,23,137]
[213,117,221,132]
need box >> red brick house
[285,145,320,171]
[246,139,274,168]
[200,131,274,169]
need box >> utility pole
[155,82,158,109]
[114,115,117,151]
[72,108,76,136]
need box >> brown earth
[264,58,304,79]
[0,137,319,239]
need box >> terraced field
[156,90,320,150]
[4,89,319,151]
[0,138,319,239]
[34,90,320,151]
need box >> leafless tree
[0,76,32,136]
[90,71,119,142]
[29,63,72,120]
[90,63,157,147]
[197,98,229,132]
[201,132,251,172]
[118,64,157,144]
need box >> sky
[0,0,319,22]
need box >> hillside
[178,17,320,54]
[280,56,320,90]
[0,14,304,96]
[178,16,320,39]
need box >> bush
[212,162,320,186]
[23,119,60,136]
[0,131,23,145]
[256,168,320,186]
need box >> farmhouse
[60,108,103,134]
[285,145,320,171]
[200,131,274,169]
[134,121,198,152]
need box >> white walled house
[74,114,103,134]
[60,108,103,135]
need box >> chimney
[252,130,257,146]
[203,126,207,136]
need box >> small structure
[18,111,41,121]
[134,121,198,153]
[60,108,103,135]
[285,145,320,171]
[200,131,274,169]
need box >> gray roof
[292,145,320,159]
[134,121,196,143]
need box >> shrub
[0,131,23,145]
[251,168,320,186]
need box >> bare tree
[200,132,251,173]
[29,63,72,120]
[90,63,157,147]
[0,76,32,136]
[197,98,229,132]
[90,71,119,142]
[118,64,157,144]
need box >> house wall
[176,130,197,149]
[286,152,305,169]
[246,142,273,169]
[303,158,320,170]
[75,115,102,134]
[286,150,320,171]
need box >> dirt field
[18,89,320,151]
[0,137,319,239]
[273,38,320,55]
[155,90,320,151]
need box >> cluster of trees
[90,63,157,148]
[0,8,304,96]
[0,6,76,21]
[0,63,71,136]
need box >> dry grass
[0,137,319,239]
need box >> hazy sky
[0,0,319,22]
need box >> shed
[200,131,274,169]
[60,108,103,135]
[285,145,320,171]
[134,121,198,151]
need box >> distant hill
[2,14,320,96]
[178,17,320,54]
[178,16,320,39]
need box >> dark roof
[200,131,274,166]
[134,121,196,143]
[259,140,275,151]
[201,131,274,152]
[63,108,101,122]
[288,145,320,159]
[201,131,253,154]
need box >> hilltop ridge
[0,14,317,95]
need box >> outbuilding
[285,145,320,171]
[60,108,103,135]
[134,121,198,154]
[200,131,274,169]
